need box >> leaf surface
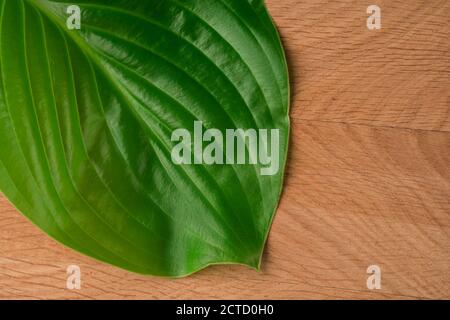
[0,0,289,276]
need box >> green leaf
[0,0,289,277]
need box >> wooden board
[0,0,449,300]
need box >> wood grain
[0,0,449,299]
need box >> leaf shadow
[259,28,301,272]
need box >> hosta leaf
[0,0,289,277]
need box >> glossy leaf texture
[0,0,289,277]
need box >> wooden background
[0,0,449,299]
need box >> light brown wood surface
[1,0,449,300]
